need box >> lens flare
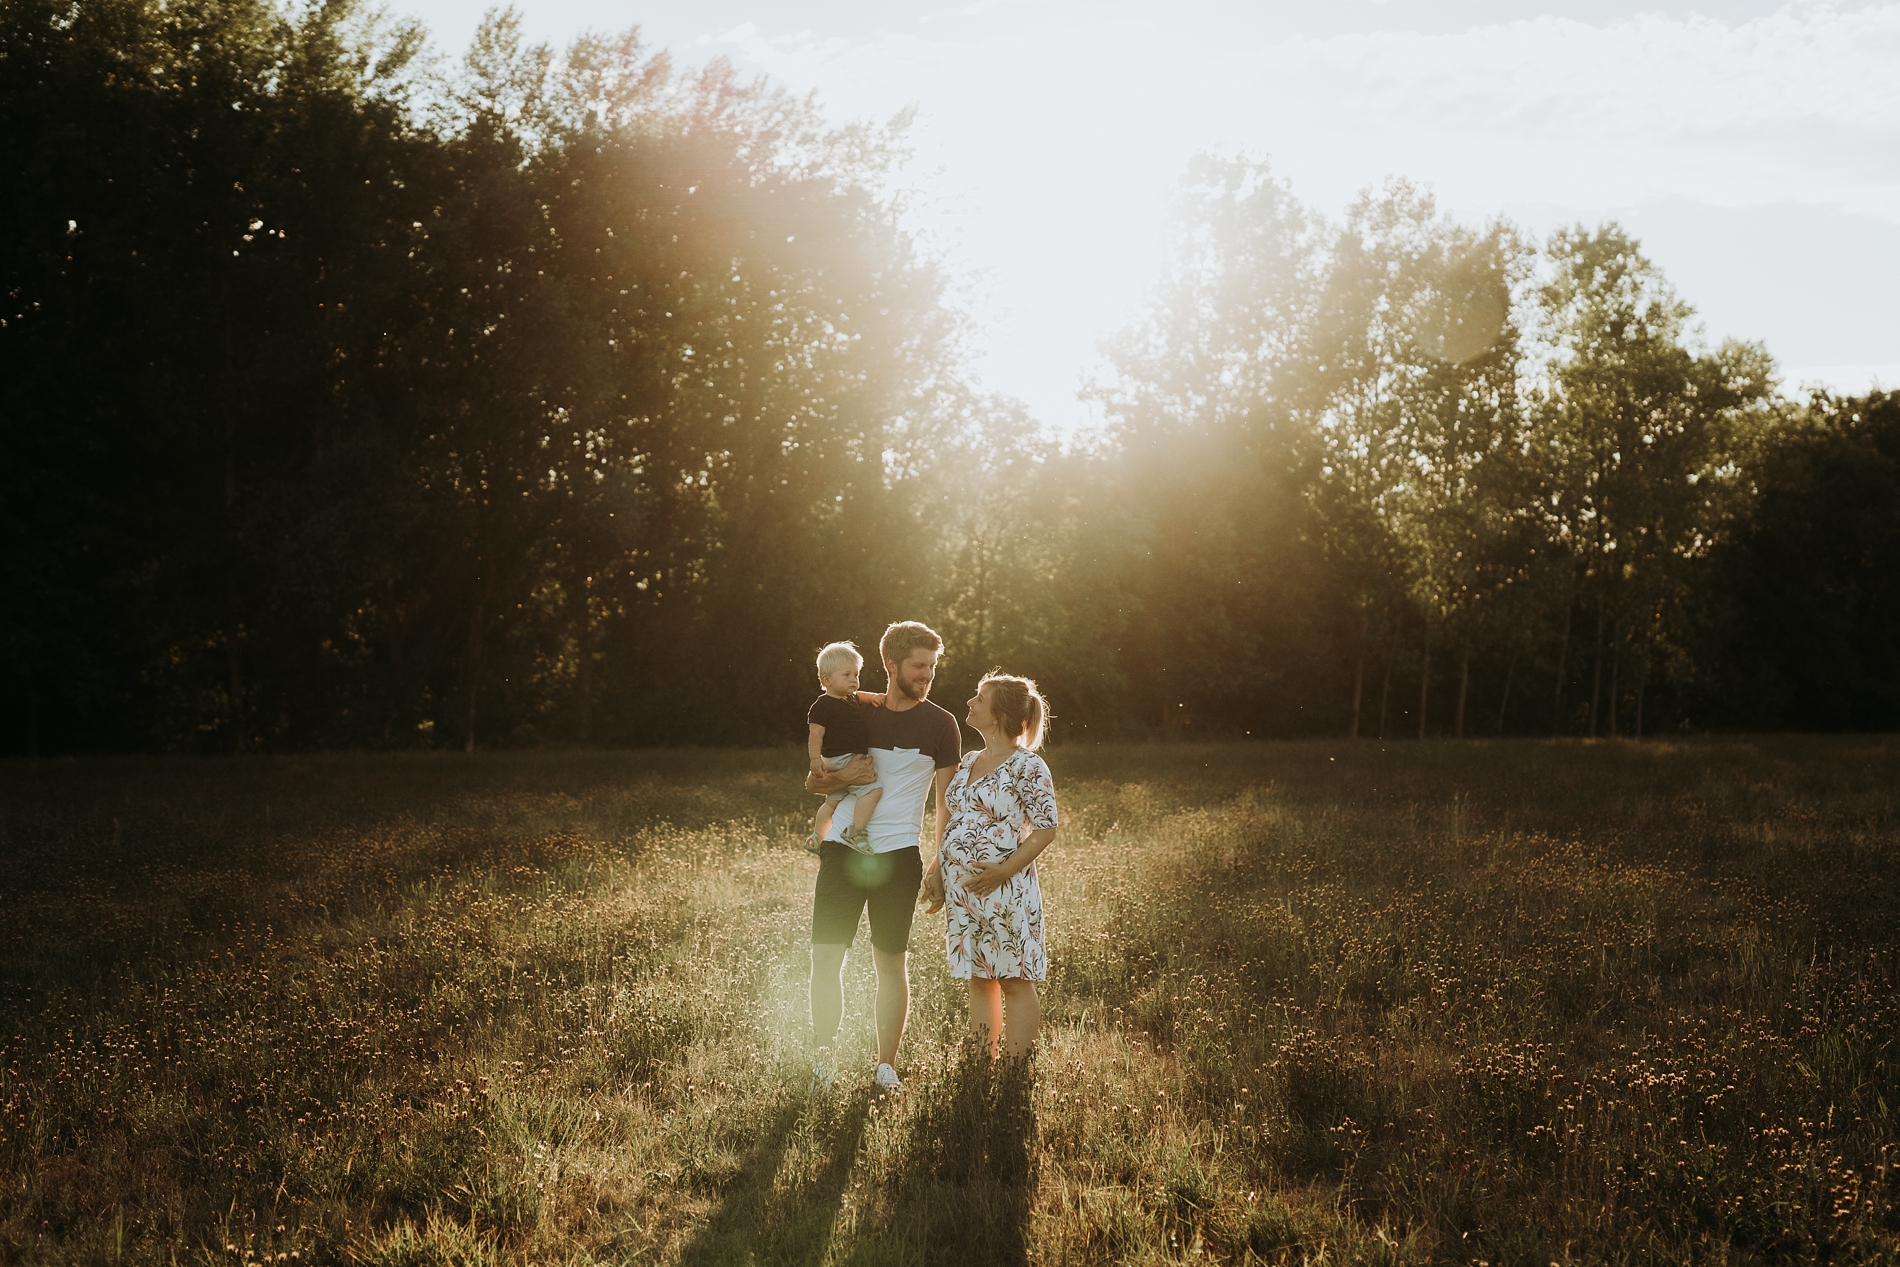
[845,850,896,889]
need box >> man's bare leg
[810,943,847,1051]
[871,947,910,1067]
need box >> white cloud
[703,3,1900,420]
[1783,364,1900,394]
[395,0,1900,418]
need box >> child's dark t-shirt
[807,693,872,757]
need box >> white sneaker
[809,1060,834,1093]
[874,1062,901,1093]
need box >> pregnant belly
[942,823,1015,871]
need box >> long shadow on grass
[841,1044,1037,1267]
[680,1091,873,1267]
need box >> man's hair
[816,641,863,677]
[879,621,943,668]
[980,673,1051,751]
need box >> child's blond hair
[816,641,863,677]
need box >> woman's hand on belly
[962,855,1017,899]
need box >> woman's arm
[963,826,1056,898]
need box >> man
[804,620,960,1093]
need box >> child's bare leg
[848,787,883,836]
[814,799,835,841]
[807,796,842,854]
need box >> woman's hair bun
[980,673,1049,751]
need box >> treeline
[1066,161,1900,741]
[3,0,1895,754]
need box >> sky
[396,0,1900,433]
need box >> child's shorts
[824,752,881,801]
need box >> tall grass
[1,739,1895,1263]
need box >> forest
[4,0,1897,755]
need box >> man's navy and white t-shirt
[821,699,961,852]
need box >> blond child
[806,642,883,855]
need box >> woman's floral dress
[940,748,1060,981]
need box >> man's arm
[805,752,875,796]
[933,765,954,847]
[920,764,955,912]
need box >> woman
[924,673,1059,1059]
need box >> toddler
[806,641,883,855]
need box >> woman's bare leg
[967,978,1004,1057]
[999,978,1040,1059]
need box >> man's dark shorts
[811,843,923,954]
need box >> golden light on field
[4,741,1896,1260]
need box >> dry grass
[0,738,1896,1264]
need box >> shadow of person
[679,1089,874,1267]
[841,1041,1037,1266]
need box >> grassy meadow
[1,738,1896,1265]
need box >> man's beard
[893,673,930,701]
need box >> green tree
[2,0,976,751]
[1087,154,1343,736]
[0,0,439,750]
[1532,225,1777,736]
[1699,390,1900,729]
[1306,183,1540,738]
